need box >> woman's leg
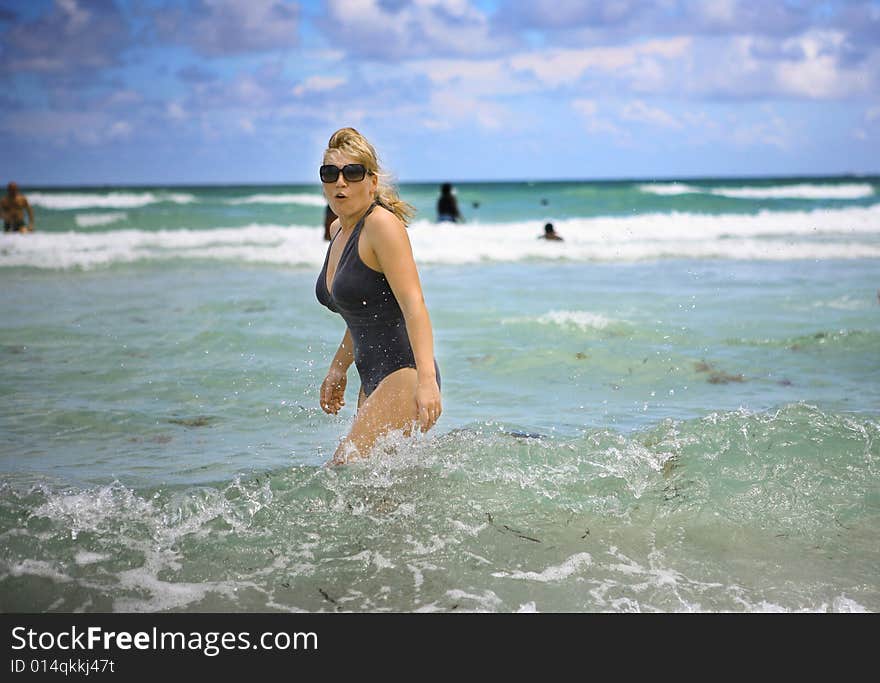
[332,367,421,464]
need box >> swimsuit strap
[328,201,378,244]
[352,201,379,236]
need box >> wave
[2,204,879,269]
[74,212,128,228]
[710,183,875,200]
[637,183,702,196]
[503,310,620,331]
[224,193,327,207]
[639,182,875,200]
[0,403,877,611]
[27,192,197,210]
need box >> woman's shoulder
[364,204,406,238]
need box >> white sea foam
[831,595,868,613]
[491,552,592,582]
[637,183,702,195]
[32,482,158,539]
[74,212,127,228]
[225,193,327,206]
[28,192,196,210]
[6,559,72,583]
[709,183,875,200]
[639,182,875,200]
[2,204,879,269]
[537,310,614,330]
[74,551,110,565]
[502,310,618,332]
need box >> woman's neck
[338,200,374,231]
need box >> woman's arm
[364,211,442,431]
[320,328,354,414]
[25,199,34,231]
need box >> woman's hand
[416,378,442,432]
[320,369,347,414]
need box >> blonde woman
[315,128,442,464]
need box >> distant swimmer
[538,222,563,241]
[437,183,463,223]
[1,182,34,233]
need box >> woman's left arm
[366,212,442,432]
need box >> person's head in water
[441,183,453,197]
[322,127,415,224]
[541,222,563,241]
[7,182,18,197]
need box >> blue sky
[2,0,879,185]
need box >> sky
[1,0,879,185]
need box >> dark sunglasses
[319,164,370,183]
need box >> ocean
[0,176,878,612]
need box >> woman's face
[321,149,378,221]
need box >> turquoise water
[1,177,878,612]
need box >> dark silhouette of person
[323,204,337,241]
[539,222,563,241]
[2,182,34,233]
[437,183,463,223]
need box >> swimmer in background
[436,183,463,223]
[2,182,34,233]
[539,222,563,241]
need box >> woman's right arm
[320,328,354,414]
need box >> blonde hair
[325,127,416,225]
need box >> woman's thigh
[334,367,420,463]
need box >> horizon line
[13,170,880,190]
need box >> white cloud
[408,58,527,96]
[572,99,598,117]
[696,0,738,26]
[621,100,682,128]
[509,38,692,88]
[293,76,347,97]
[423,90,510,130]
[57,0,91,32]
[571,99,630,141]
[0,110,120,146]
[772,31,869,99]
[167,0,300,56]
[106,121,133,141]
[166,102,188,122]
[321,0,509,59]
[726,110,793,149]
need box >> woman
[315,128,442,464]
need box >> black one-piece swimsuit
[316,202,440,397]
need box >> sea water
[0,177,878,612]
